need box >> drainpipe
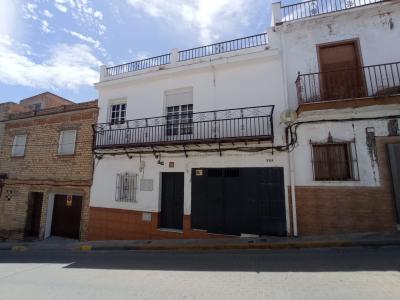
[289,150,298,236]
[270,8,298,236]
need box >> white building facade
[88,0,400,240]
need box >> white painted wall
[91,147,289,214]
[274,1,400,109]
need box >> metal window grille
[311,142,359,181]
[115,173,137,202]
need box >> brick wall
[295,136,399,235]
[0,101,98,241]
[88,207,227,241]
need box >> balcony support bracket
[219,143,222,157]
[125,148,133,159]
[183,145,188,158]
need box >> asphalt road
[0,246,400,300]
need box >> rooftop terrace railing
[280,0,387,22]
[93,105,274,149]
[178,33,268,62]
[296,61,400,104]
[103,33,268,78]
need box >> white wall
[91,146,289,214]
[293,105,400,186]
[275,1,400,109]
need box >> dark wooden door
[25,192,43,238]
[51,195,83,239]
[319,41,364,100]
[160,173,184,230]
[388,144,400,224]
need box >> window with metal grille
[311,142,359,181]
[115,173,137,202]
[110,103,126,125]
[166,104,193,136]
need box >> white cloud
[0,38,101,91]
[64,29,106,55]
[54,3,68,13]
[41,20,50,33]
[43,10,54,18]
[126,0,267,44]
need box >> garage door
[191,168,286,236]
[51,195,83,239]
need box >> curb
[78,239,400,252]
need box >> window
[11,134,27,157]
[58,130,77,155]
[312,142,358,181]
[110,103,126,125]
[116,173,137,202]
[166,104,193,136]
[28,103,42,111]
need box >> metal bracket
[125,148,133,159]
[218,143,222,157]
[183,145,188,158]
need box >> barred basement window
[311,142,359,181]
[115,173,137,202]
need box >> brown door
[51,195,83,239]
[25,192,43,238]
[318,41,365,100]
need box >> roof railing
[271,0,389,24]
[102,33,268,79]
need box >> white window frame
[109,101,127,125]
[58,129,77,155]
[11,134,27,157]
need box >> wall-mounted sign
[169,162,175,168]
[196,169,203,176]
[66,195,73,207]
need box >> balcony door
[318,41,365,101]
[165,88,193,141]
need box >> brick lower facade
[294,136,400,236]
[0,183,90,241]
[88,207,227,240]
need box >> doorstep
[157,228,184,233]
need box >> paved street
[0,246,400,300]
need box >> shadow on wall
[1,247,400,272]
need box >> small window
[116,173,137,202]
[11,134,27,157]
[110,103,126,125]
[58,130,77,155]
[312,142,358,181]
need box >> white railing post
[271,1,282,26]
[170,48,179,65]
[100,64,107,81]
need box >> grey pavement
[0,246,400,299]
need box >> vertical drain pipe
[289,149,298,236]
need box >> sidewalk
[1,231,400,252]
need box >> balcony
[296,61,400,108]
[277,0,387,23]
[93,105,274,150]
[103,33,268,78]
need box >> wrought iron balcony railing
[296,61,400,104]
[281,0,388,22]
[104,33,268,78]
[93,105,274,149]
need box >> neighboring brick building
[0,94,98,241]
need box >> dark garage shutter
[191,167,286,236]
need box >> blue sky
[0,0,281,104]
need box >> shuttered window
[58,130,77,155]
[116,173,137,202]
[312,143,357,181]
[11,134,27,157]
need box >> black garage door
[191,168,286,236]
[51,195,83,239]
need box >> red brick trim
[88,207,228,241]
